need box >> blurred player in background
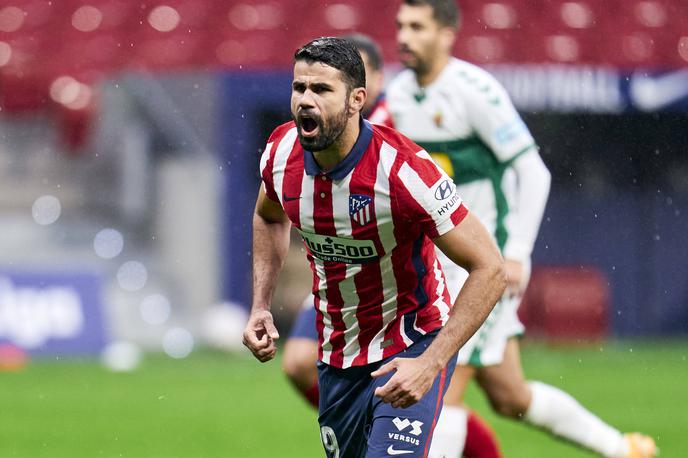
[281,33,503,457]
[244,36,507,458]
[388,1,658,458]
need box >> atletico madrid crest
[349,194,373,226]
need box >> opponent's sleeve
[461,70,536,163]
[395,148,468,239]
[502,148,551,262]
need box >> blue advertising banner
[487,65,688,113]
[0,270,107,355]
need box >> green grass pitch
[1,341,685,457]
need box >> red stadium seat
[519,266,610,342]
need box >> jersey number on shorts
[320,426,340,458]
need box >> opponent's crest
[349,194,373,226]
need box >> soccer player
[282,32,504,458]
[281,34,395,411]
[243,37,507,458]
[387,1,658,458]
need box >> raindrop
[101,341,142,372]
[93,228,124,259]
[325,4,359,29]
[162,327,194,359]
[72,5,103,32]
[117,261,148,291]
[0,41,12,67]
[32,195,61,225]
[148,5,180,32]
[140,294,171,325]
[0,6,25,32]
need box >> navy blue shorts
[289,304,318,341]
[317,331,456,458]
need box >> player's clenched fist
[242,310,280,363]
[371,357,439,409]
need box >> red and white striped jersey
[366,93,395,128]
[260,119,468,368]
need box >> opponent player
[243,37,507,458]
[281,33,503,458]
[387,1,658,457]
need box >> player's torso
[272,127,411,301]
[388,61,507,243]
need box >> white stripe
[432,258,452,325]
[271,128,298,204]
[298,169,315,231]
[412,314,428,336]
[398,317,414,347]
[331,175,362,367]
[259,142,273,176]
[314,260,334,365]
[368,141,403,361]
[398,162,460,235]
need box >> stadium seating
[519,266,610,342]
[0,0,685,130]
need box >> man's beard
[295,101,350,152]
[399,46,429,75]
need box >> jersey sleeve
[395,148,469,239]
[259,140,279,202]
[461,70,536,163]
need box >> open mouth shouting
[298,112,321,138]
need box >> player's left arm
[373,212,506,408]
[463,70,551,291]
[502,148,551,293]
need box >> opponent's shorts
[437,250,527,368]
[456,293,525,367]
[317,330,456,458]
[288,297,318,341]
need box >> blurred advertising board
[487,65,688,113]
[0,270,107,355]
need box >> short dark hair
[403,0,460,29]
[294,37,366,91]
[342,33,384,72]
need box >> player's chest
[286,178,393,233]
[391,90,471,140]
[280,171,399,261]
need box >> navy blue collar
[304,117,374,180]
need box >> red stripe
[451,204,469,226]
[350,146,384,366]
[262,122,295,202]
[423,366,448,458]
[382,155,424,359]
[280,140,304,228]
[313,176,347,368]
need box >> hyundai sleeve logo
[434,179,454,200]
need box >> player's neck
[416,54,450,87]
[312,116,361,172]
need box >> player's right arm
[373,213,506,408]
[242,186,292,363]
